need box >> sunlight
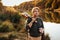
[1,0,32,6]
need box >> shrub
[9,13,21,24]
[0,13,8,21]
[0,21,15,32]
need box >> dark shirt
[26,17,44,37]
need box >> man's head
[31,7,40,17]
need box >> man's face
[33,9,39,17]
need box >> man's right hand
[28,18,36,28]
[32,18,36,22]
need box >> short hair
[31,7,40,13]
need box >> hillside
[14,0,60,23]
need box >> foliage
[0,13,8,21]
[9,13,21,24]
[0,21,15,32]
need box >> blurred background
[0,0,60,40]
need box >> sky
[1,0,32,6]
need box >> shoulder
[27,17,32,20]
[37,17,43,21]
[27,17,32,22]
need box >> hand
[39,28,44,33]
[32,18,36,22]
[28,18,36,28]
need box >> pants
[27,33,42,40]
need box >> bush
[0,37,8,40]
[0,21,15,32]
[0,13,8,21]
[9,13,21,24]
[8,33,18,40]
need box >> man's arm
[26,17,36,32]
[28,18,36,28]
[26,17,31,32]
[38,18,44,33]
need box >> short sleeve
[26,17,32,32]
[38,18,44,28]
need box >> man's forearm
[28,21,34,28]
[27,18,36,28]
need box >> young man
[26,7,44,40]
